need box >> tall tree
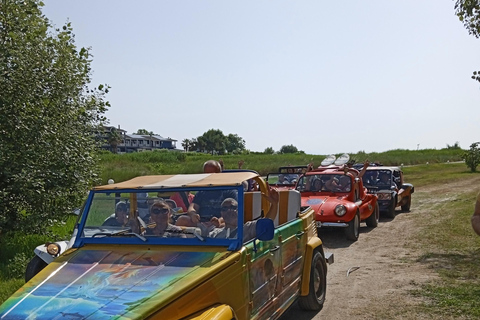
[107,128,123,154]
[280,144,299,154]
[0,0,109,233]
[181,138,191,152]
[455,0,480,81]
[135,129,154,135]
[264,147,275,154]
[225,133,246,154]
[197,129,226,155]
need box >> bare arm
[263,187,279,221]
[358,159,370,179]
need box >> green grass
[406,168,480,318]
[98,148,465,184]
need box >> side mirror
[255,218,274,241]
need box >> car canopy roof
[93,172,259,191]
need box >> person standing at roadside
[471,191,480,236]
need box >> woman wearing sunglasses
[146,200,185,237]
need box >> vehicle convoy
[362,166,414,218]
[1,172,333,320]
[295,163,379,242]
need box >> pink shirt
[170,192,194,211]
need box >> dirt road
[280,176,480,320]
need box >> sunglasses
[151,207,169,215]
[221,205,237,212]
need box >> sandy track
[280,175,480,320]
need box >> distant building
[98,125,178,153]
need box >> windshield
[78,187,267,244]
[363,170,393,187]
[267,173,299,185]
[296,174,351,192]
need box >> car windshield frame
[73,185,247,251]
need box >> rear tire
[365,203,379,228]
[298,250,327,311]
[401,196,411,212]
[25,256,47,282]
[345,212,360,241]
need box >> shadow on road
[279,302,322,320]
[317,216,396,249]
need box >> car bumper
[316,221,349,228]
[377,199,394,210]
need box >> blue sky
[42,0,480,155]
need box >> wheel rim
[313,259,324,299]
[354,214,360,238]
[313,261,321,293]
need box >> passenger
[170,191,194,212]
[310,178,323,192]
[176,160,236,228]
[325,175,340,191]
[277,174,288,184]
[102,201,129,227]
[307,162,315,172]
[365,171,378,185]
[338,176,351,192]
[378,172,397,188]
[146,200,185,237]
[285,167,298,182]
[209,187,279,242]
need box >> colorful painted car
[1,172,333,320]
[295,166,379,241]
[362,166,414,218]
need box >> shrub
[463,142,480,172]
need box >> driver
[102,201,128,227]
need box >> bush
[463,142,480,172]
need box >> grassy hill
[98,147,464,184]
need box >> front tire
[401,196,411,212]
[345,212,360,241]
[25,256,48,282]
[298,250,327,311]
[384,202,396,219]
[365,203,379,228]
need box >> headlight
[334,205,347,216]
[378,193,392,200]
[46,243,61,256]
